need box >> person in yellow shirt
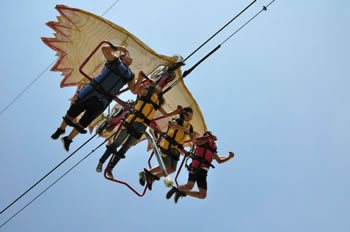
[96,75,181,178]
[138,107,197,190]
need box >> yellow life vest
[159,117,193,154]
[125,86,163,126]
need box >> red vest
[191,141,217,169]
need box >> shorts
[66,96,106,128]
[160,148,180,171]
[188,168,208,190]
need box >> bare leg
[150,166,175,178]
[183,187,207,199]
[59,120,67,130]
[149,166,162,175]
[177,181,195,192]
[67,128,79,141]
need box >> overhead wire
[221,0,276,46]
[1,0,277,227]
[0,0,121,115]
[184,0,256,62]
[0,0,122,215]
[0,60,56,115]
[163,0,276,95]
[0,133,114,229]
[0,133,97,215]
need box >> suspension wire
[163,0,276,95]
[0,133,115,229]
[0,0,277,225]
[0,134,97,215]
[101,0,120,16]
[184,0,256,62]
[221,0,275,45]
[0,0,121,214]
[0,60,56,115]
[0,0,121,115]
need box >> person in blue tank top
[51,43,143,152]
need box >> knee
[167,167,175,174]
[185,182,195,190]
[198,190,207,199]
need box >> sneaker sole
[61,137,69,152]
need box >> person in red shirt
[166,131,234,203]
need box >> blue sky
[1,0,350,231]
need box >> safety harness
[90,58,134,101]
[123,86,164,139]
[188,142,216,172]
[159,117,193,160]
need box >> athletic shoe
[61,136,72,152]
[96,162,103,173]
[174,191,186,204]
[166,186,177,199]
[51,128,65,140]
[139,171,146,186]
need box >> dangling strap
[63,116,87,134]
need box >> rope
[0,0,121,115]
[0,132,116,229]
[0,134,97,215]
[221,0,276,46]
[163,0,276,95]
[184,0,256,62]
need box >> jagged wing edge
[42,4,207,135]
[41,4,176,88]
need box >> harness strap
[127,87,162,126]
[138,95,160,110]
[122,120,144,139]
[105,58,131,84]
[90,79,116,101]
[128,110,152,126]
[159,147,180,161]
[192,155,215,168]
[162,134,184,150]
[90,58,133,101]
[63,116,87,134]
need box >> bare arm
[102,44,129,62]
[169,121,192,134]
[213,152,234,164]
[194,136,211,146]
[112,97,128,109]
[158,105,182,118]
[128,71,145,94]
[189,131,200,143]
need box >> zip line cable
[0,134,97,215]
[163,0,258,93]
[0,1,258,214]
[221,0,276,45]
[0,60,56,115]
[0,0,122,214]
[0,0,275,214]
[1,0,276,225]
[101,0,120,16]
[0,134,114,229]
[164,0,276,94]
[0,0,121,115]
[184,0,256,62]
